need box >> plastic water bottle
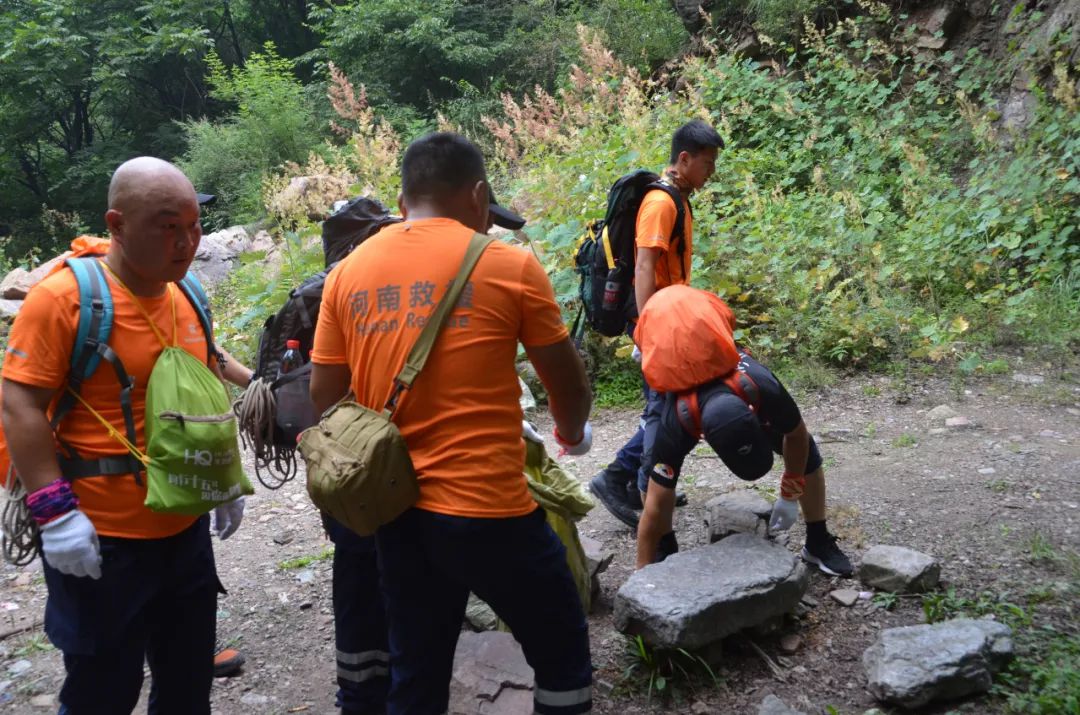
[278,339,302,378]
[602,275,621,312]
[275,339,317,439]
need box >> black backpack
[237,196,400,487]
[574,171,686,339]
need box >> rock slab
[758,693,806,714]
[858,545,941,593]
[450,631,534,715]
[704,490,772,542]
[614,533,807,649]
[863,618,1013,709]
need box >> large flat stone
[0,268,32,300]
[450,631,534,715]
[864,618,1013,709]
[614,533,807,649]
[858,545,940,593]
[580,534,614,607]
[704,491,771,542]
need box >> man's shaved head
[108,156,196,211]
[104,157,203,294]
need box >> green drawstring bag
[73,271,254,515]
[143,345,253,514]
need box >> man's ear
[471,180,490,228]
[675,150,691,170]
[397,192,407,218]
[104,209,124,242]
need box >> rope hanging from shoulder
[2,469,39,566]
[233,378,297,489]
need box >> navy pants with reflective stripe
[376,507,593,715]
[44,515,218,715]
[324,515,390,715]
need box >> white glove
[769,497,799,532]
[631,345,642,363]
[554,421,593,456]
[522,420,545,444]
[40,511,101,579]
[212,497,245,540]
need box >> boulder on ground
[579,534,614,607]
[858,545,940,593]
[863,618,1013,709]
[0,268,32,300]
[615,533,807,649]
[758,693,806,715]
[704,490,771,542]
[449,631,534,715]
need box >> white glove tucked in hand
[631,345,642,363]
[769,497,800,532]
[522,420,545,445]
[212,497,245,540]
[554,421,593,457]
[40,510,102,579]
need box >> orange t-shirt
[635,187,693,289]
[636,285,740,393]
[311,217,569,519]
[2,268,210,539]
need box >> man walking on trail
[589,119,724,529]
[632,285,854,576]
[1,157,242,713]
[310,132,595,715]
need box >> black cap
[489,192,525,230]
[699,391,774,480]
[196,192,216,206]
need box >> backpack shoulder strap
[52,257,144,482]
[177,271,220,366]
[646,181,687,258]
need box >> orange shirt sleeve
[518,252,569,347]
[311,268,348,365]
[2,280,76,389]
[635,190,678,253]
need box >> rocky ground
[0,364,1077,714]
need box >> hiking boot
[589,470,640,530]
[801,534,854,577]
[213,646,245,678]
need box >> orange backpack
[637,285,741,393]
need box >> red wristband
[780,472,805,500]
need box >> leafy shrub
[180,44,325,224]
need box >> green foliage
[278,545,335,570]
[996,629,1080,715]
[921,587,1031,628]
[180,44,324,223]
[593,356,644,408]
[621,635,723,701]
[870,591,899,610]
[507,11,1078,366]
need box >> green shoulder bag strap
[381,232,494,418]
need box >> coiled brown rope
[2,469,39,566]
[233,378,297,489]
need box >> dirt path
[0,368,1077,714]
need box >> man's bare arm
[524,338,591,442]
[215,346,253,388]
[634,247,660,316]
[2,379,63,493]
[310,363,352,415]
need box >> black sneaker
[589,470,640,530]
[655,532,679,563]
[801,535,854,577]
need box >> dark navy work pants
[324,515,390,715]
[45,515,218,715]
[375,507,593,715]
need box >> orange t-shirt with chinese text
[635,187,693,289]
[311,218,569,519]
[2,268,210,539]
